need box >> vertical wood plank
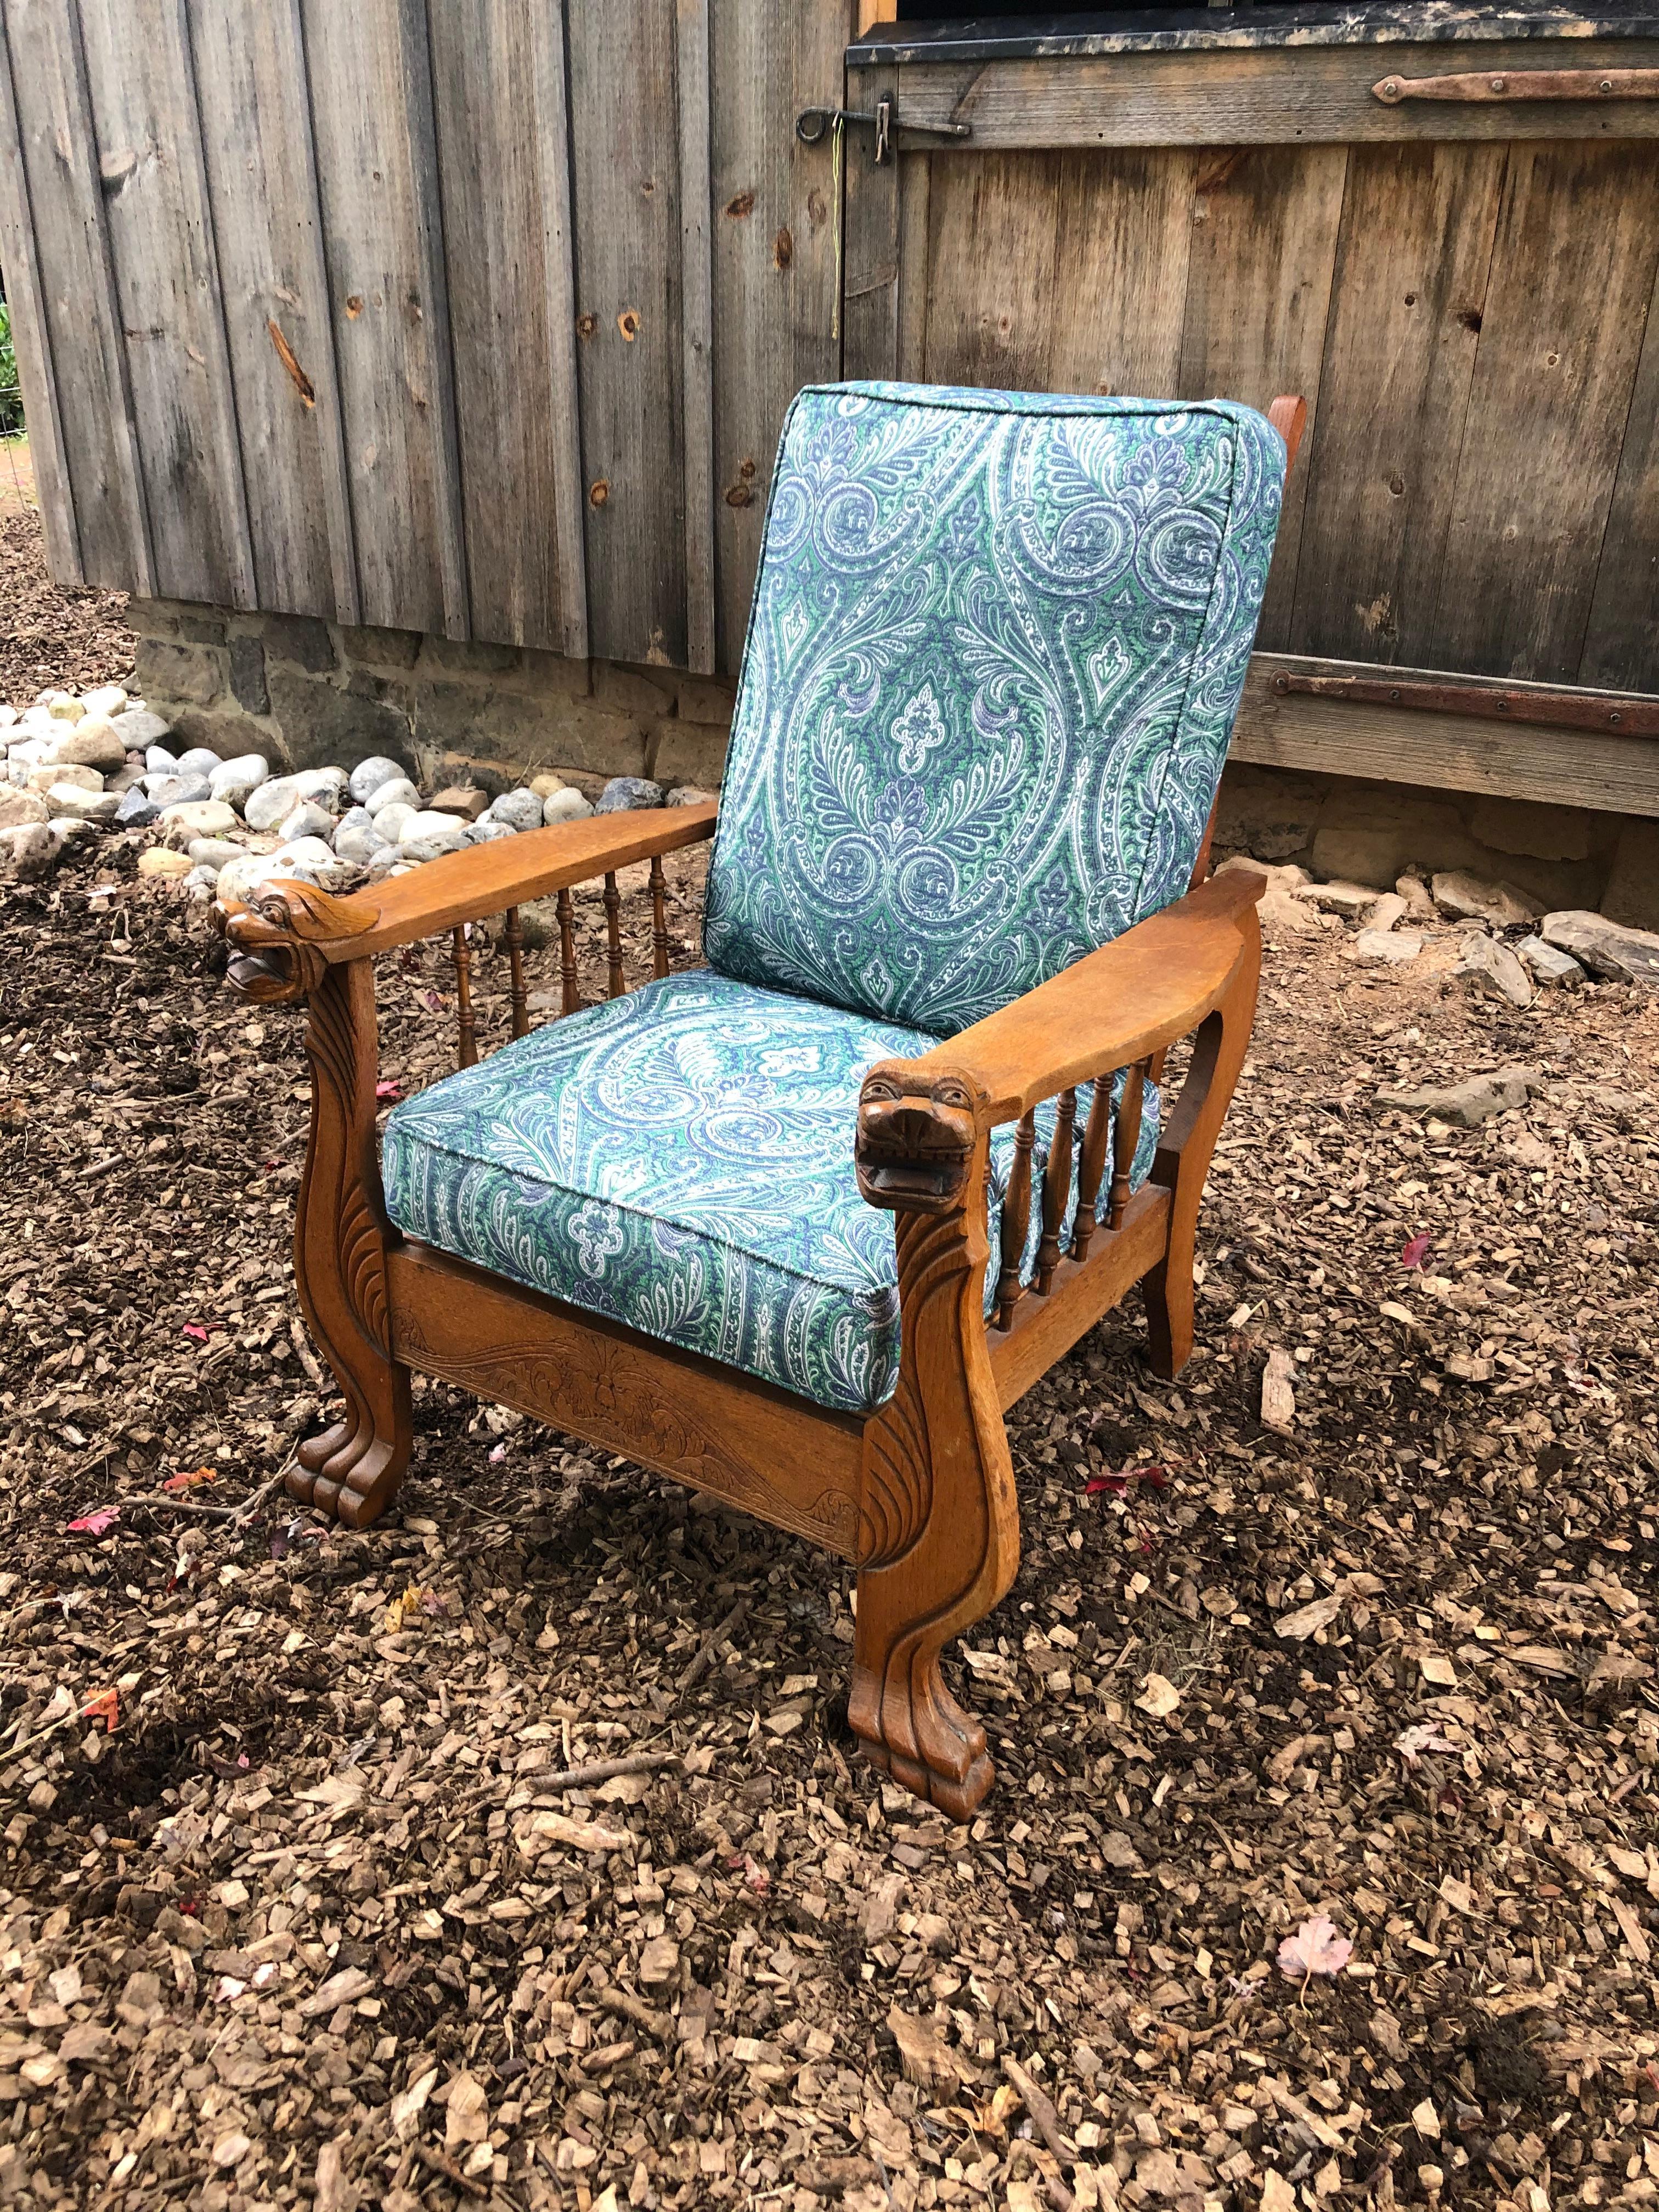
[300,0,469,637]
[707,0,852,668]
[1289,142,1504,669]
[1580,253,1659,694]
[0,3,81,579]
[567,2,685,667]
[895,149,931,384]
[1048,148,1197,399]
[426,0,573,651]
[532,0,589,659]
[922,151,1058,390]
[677,0,716,675]
[188,0,358,623]
[841,60,900,382]
[1176,144,1348,648]
[1431,141,1659,684]
[76,0,254,607]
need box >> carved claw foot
[849,1649,995,1819]
[291,1400,410,1528]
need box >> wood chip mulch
[0,838,1655,2212]
[0,510,133,708]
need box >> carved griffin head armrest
[216,880,380,1005]
[856,1065,984,1215]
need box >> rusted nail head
[1491,76,1506,92]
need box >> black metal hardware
[795,96,970,162]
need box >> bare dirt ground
[0,831,1655,2212]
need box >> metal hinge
[795,95,970,163]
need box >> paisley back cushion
[702,381,1286,1036]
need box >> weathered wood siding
[847,42,1659,701]
[0,0,854,672]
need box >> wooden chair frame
[221,399,1304,1818]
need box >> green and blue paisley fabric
[381,972,1159,1417]
[703,381,1285,1035]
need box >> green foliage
[0,301,24,438]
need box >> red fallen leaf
[180,1898,201,1918]
[1085,1465,1171,1496]
[67,1505,120,1536]
[82,1688,119,1734]
[182,1323,212,1344]
[162,1466,217,1494]
[1400,1232,1431,1270]
[375,1079,402,1103]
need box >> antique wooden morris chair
[221,382,1304,1817]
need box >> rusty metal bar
[1374,67,1659,103]
[1269,668,1659,737]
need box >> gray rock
[180,865,222,896]
[364,775,422,818]
[667,785,717,808]
[1455,932,1534,1008]
[278,800,337,847]
[47,783,120,823]
[398,810,470,861]
[348,754,407,804]
[484,787,544,833]
[543,786,595,827]
[594,776,665,814]
[1376,1064,1542,1128]
[371,802,417,845]
[0,787,49,832]
[469,819,518,843]
[207,752,270,806]
[333,813,389,867]
[244,769,346,832]
[144,744,180,774]
[117,712,175,751]
[1432,870,1538,927]
[185,838,246,874]
[115,785,160,828]
[107,764,145,795]
[1517,934,1584,989]
[1295,878,1379,919]
[1541,909,1659,988]
[174,746,224,777]
[144,772,212,809]
[1352,927,1424,965]
[159,799,239,843]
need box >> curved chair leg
[1142,911,1262,1379]
[852,1074,1019,1819]
[289,960,412,1526]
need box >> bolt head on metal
[1600,78,1614,93]
[1491,76,1506,92]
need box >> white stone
[398,810,470,860]
[144,743,180,774]
[182,866,221,896]
[0,704,15,730]
[213,852,276,902]
[207,752,270,805]
[543,787,594,827]
[175,746,224,777]
[1,823,60,877]
[43,716,126,772]
[470,819,517,843]
[348,755,407,804]
[185,838,246,874]
[46,783,119,822]
[484,787,544,832]
[292,766,349,805]
[80,684,129,720]
[159,799,239,843]
[29,761,101,793]
[364,775,421,817]
[269,836,352,888]
[371,802,416,845]
[117,713,174,751]
[278,800,336,846]
[667,785,717,808]
[0,788,49,831]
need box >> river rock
[121,718,175,755]
[185,838,246,874]
[470,819,517,844]
[278,800,336,846]
[160,799,239,843]
[364,776,421,817]
[42,692,83,721]
[0,705,15,731]
[1375,1064,1541,1127]
[81,684,129,720]
[371,802,417,845]
[483,787,544,833]
[137,846,194,880]
[1517,934,1584,989]
[207,752,269,808]
[1432,870,1538,927]
[44,716,126,772]
[595,776,665,814]
[144,744,180,774]
[1541,910,1659,988]
[115,786,160,828]
[144,771,212,809]
[543,787,594,827]
[2,823,61,880]
[528,771,567,799]
[348,755,408,804]
[1456,931,1534,1008]
[0,788,49,831]
[172,747,222,777]
[29,761,101,793]
[48,783,120,822]
[398,810,470,861]
[668,785,717,808]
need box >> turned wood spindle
[603,871,624,999]
[452,926,478,1069]
[504,905,529,1039]
[1108,1059,1149,1230]
[1035,1087,1076,1296]
[650,855,670,980]
[557,890,580,1015]
[1071,1079,1114,1263]
[994,1110,1036,1330]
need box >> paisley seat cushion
[381,971,1159,1418]
[703,381,1285,1036]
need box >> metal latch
[795,95,970,163]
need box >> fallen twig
[596,1988,673,2041]
[1002,2055,1073,2165]
[673,1596,748,1704]
[289,1313,327,1391]
[538,1750,681,1793]
[409,2140,487,2200]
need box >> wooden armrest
[217,801,717,983]
[888,870,1265,1132]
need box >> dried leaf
[161,1465,216,1494]
[66,1505,119,1536]
[1277,1915,1353,1980]
[1400,1232,1432,1269]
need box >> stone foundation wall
[1214,763,1658,933]
[127,600,735,799]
